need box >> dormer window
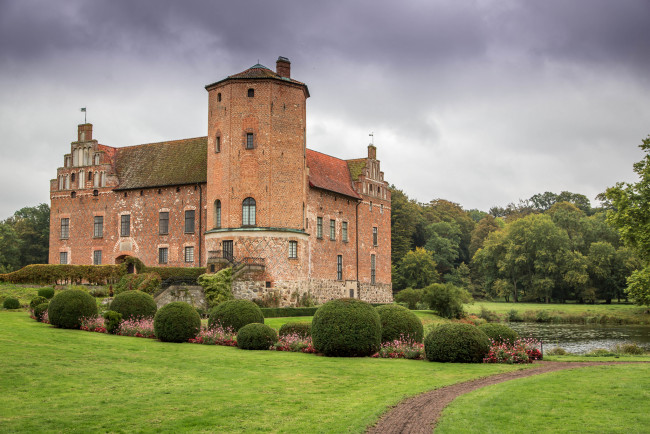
[247,88,254,98]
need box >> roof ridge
[114,136,208,150]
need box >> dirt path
[367,361,649,434]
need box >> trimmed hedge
[424,323,490,363]
[208,299,264,332]
[237,323,278,350]
[311,298,381,357]
[279,322,312,338]
[29,296,49,310]
[48,289,98,329]
[3,297,20,309]
[110,290,157,320]
[153,302,201,343]
[0,264,124,285]
[376,304,424,343]
[143,266,206,281]
[478,323,519,345]
[38,287,55,299]
[34,302,49,321]
[260,307,318,318]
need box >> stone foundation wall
[154,285,207,310]
[232,278,392,307]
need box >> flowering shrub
[80,316,107,333]
[483,338,543,364]
[117,317,156,339]
[188,324,237,346]
[41,309,49,324]
[372,337,425,360]
[272,333,317,353]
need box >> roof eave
[205,76,310,97]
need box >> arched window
[242,197,256,226]
[79,170,84,189]
[65,174,70,189]
[93,171,99,187]
[100,172,106,187]
[214,200,221,228]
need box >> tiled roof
[205,63,310,96]
[113,137,208,190]
[306,149,361,199]
[346,158,367,181]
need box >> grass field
[436,364,650,433]
[0,311,524,433]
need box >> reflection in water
[507,323,650,354]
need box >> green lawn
[436,364,650,433]
[0,282,44,307]
[0,312,523,433]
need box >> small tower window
[246,133,254,149]
[247,88,254,98]
[71,173,76,183]
[214,200,221,228]
[215,135,221,153]
[217,92,222,102]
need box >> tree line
[0,204,50,273]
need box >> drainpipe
[356,198,361,295]
[198,183,203,267]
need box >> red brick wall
[50,183,206,267]
[206,78,308,232]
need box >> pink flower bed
[80,316,107,333]
[483,338,543,364]
[188,325,237,346]
[272,333,317,353]
[117,317,156,339]
[372,337,425,360]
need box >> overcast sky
[1,0,649,220]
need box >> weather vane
[369,132,374,145]
[81,107,87,123]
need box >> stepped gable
[113,137,208,190]
[306,149,361,199]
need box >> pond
[507,322,650,354]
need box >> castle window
[380,204,384,214]
[59,252,68,265]
[337,255,343,281]
[94,153,100,165]
[246,133,254,149]
[317,217,323,239]
[88,171,92,181]
[373,227,378,246]
[120,215,130,237]
[159,212,169,235]
[158,247,168,264]
[93,189,98,196]
[242,197,256,226]
[93,250,102,265]
[93,216,103,238]
[214,200,221,228]
[185,246,194,263]
[217,92,222,102]
[60,218,69,239]
[185,210,196,233]
[342,221,348,242]
[289,241,298,259]
[330,219,336,240]
[247,88,254,98]
[371,254,376,284]
[71,173,76,183]
[93,172,99,187]
[215,135,221,153]
[369,201,373,211]
[70,192,76,198]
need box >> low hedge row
[0,264,124,285]
[260,307,318,318]
[143,266,206,281]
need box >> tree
[422,283,472,319]
[394,247,440,290]
[424,221,461,275]
[604,135,650,305]
[0,203,49,271]
[0,223,21,273]
[469,214,502,258]
[390,187,424,265]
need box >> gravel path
[367,361,649,434]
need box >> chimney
[78,123,93,142]
[276,56,291,78]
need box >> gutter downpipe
[198,183,203,267]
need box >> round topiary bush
[424,323,491,363]
[208,299,264,332]
[279,322,312,338]
[34,302,49,322]
[478,323,519,345]
[103,310,123,334]
[3,297,20,309]
[47,289,98,329]
[376,304,424,343]
[38,287,55,299]
[311,298,381,357]
[30,296,49,310]
[237,323,278,350]
[110,290,157,320]
[153,302,201,343]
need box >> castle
[49,57,392,305]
